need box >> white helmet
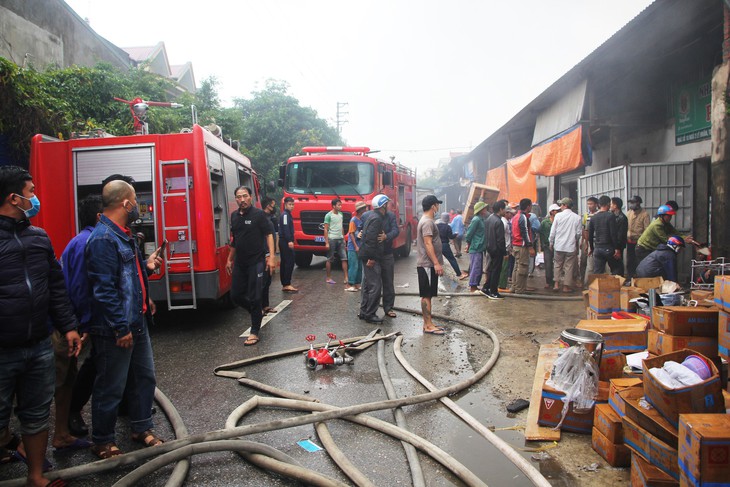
[372,194,389,209]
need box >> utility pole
[336,102,348,134]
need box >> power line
[379,146,473,153]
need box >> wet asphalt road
[3,253,564,486]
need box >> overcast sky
[64,0,654,171]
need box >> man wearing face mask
[85,180,164,459]
[0,165,81,487]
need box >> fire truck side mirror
[278,164,286,186]
[277,178,284,187]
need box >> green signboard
[675,78,711,145]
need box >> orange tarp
[530,125,584,176]
[484,124,584,202]
[486,166,507,197]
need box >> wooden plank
[524,343,562,442]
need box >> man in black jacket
[278,197,298,293]
[0,165,81,487]
[588,195,622,275]
[611,196,628,277]
[358,194,389,324]
[481,200,507,299]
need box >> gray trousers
[554,250,578,288]
[360,260,382,318]
[381,253,395,313]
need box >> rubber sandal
[0,434,20,465]
[53,437,92,452]
[131,430,164,447]
[12,449,54,471]
[263,307,277,314]
[45,479,68,487]
[91,442,123,459]
[424,328,446,335]
[325,279,336,284]
[244,336,259,346]
[386,310,397,317]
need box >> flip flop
[53,437,92,452]
[244,336,259,346]
[263,307,277,314]
[325,279,336,284]
[12,449,53,472]
[424,328,446,335]
[282,288,299,293]
[386,310,397,317]
[0,434,20,465]
[45,480,68,487]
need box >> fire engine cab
[29,124,261,310]
[278,146,418,267]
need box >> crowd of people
[0,158,698,486]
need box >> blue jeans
[91,322,156,445]
[0,337,55,435]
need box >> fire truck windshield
[285,161,374,196]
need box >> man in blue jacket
[86,180,163,459]
[0,165,81,487]
[636,236,684,283]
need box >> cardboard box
[583,289,590,309]
[623,415,679,480]
[720,310,730,363]
[724,389,730,412]
[609,378,643,417]
[622,286,646,312]
[714,275,730,311]
[592,426,631,467]
[600,350,628,381]
[586,308,613,320]
[647,329,719,359]
[630,452,678,487]
[620,386,679,448]
[538,379,609,434]
[651,307,719,337]
[678,414,730,487]
[633,277,664,290]
[642,350,725,428]
[690,289,715,308]
[589,276,622,313]
[577,319,649,353]
[594,402,625,443]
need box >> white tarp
[532,79,587,146]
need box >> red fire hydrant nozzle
[305,333,354,370]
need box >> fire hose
[0,312,551,487]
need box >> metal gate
[578,161,694,281]
[578,166,627,215]
[628,162,693,232]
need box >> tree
[231,80,343,192]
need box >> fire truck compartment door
[74,146,154,185]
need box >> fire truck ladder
[159,159,197,310]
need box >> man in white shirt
[549,198,582,293]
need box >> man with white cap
[549,197,582,293]
[539,203,561,289]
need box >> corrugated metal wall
[578,166,627,214]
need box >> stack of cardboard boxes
[585,276,663,319]
[648,307,719,358]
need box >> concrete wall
[0,0,130,70]
[587,123,711,174]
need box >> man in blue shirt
[450,210,465,257]
[55,194,102,448]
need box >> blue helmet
[667,235,685,252]
[372,194,389,209]
[657,205,676,216]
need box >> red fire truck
[29,124,261,310]
[278,146,418,267]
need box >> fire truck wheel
[294,252,313,268]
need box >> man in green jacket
[465,201,488,292]
[636,204,694,264]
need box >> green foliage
[0,58,342,195]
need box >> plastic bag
[546,345,599,429]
